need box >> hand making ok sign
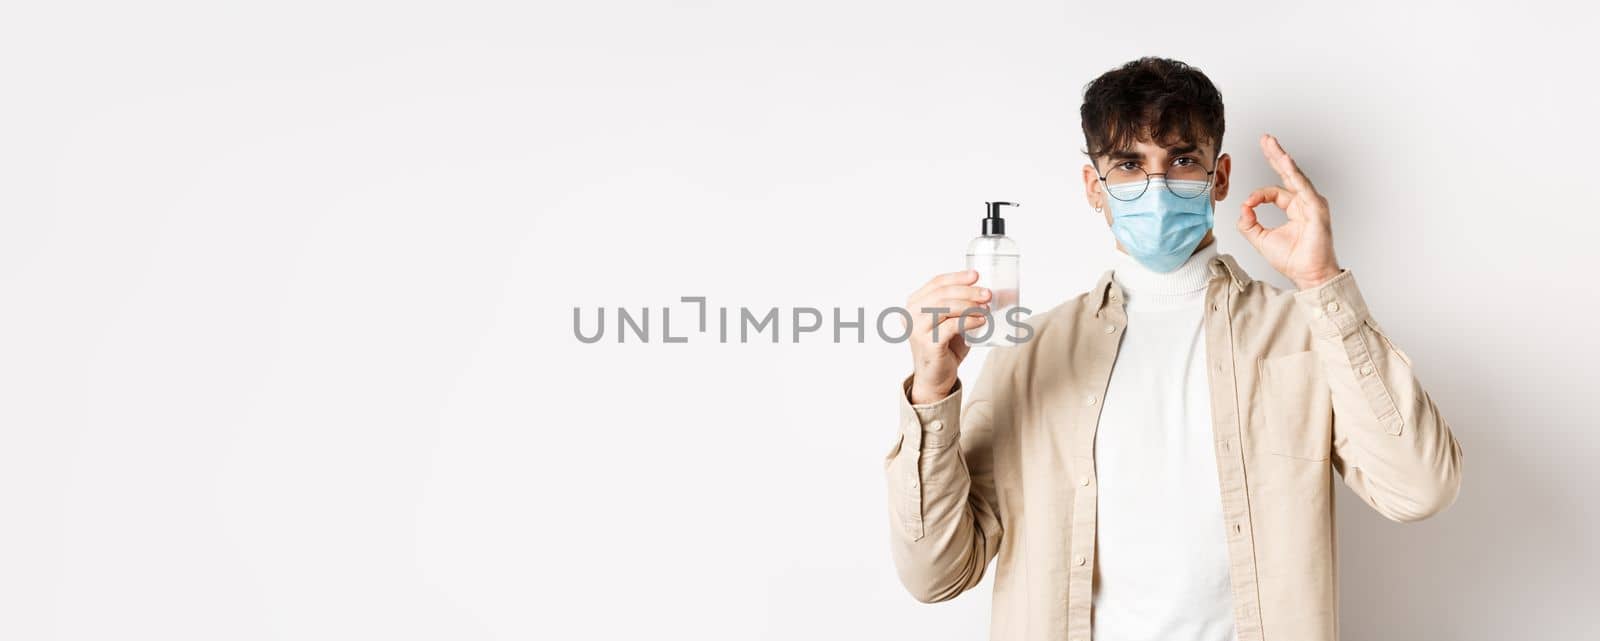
[1237,133,1344,290]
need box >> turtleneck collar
[1112,242,1219,308]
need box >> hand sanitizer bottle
[966,201,1020,347]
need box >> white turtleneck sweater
[1092,242,1237,641]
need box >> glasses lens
[1166,162,1211,199]
[1104,166,1148,201]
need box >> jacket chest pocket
[1256,350,1333,461]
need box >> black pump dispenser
[983,201,1018,236]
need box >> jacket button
[1085,395,1097,406]
[929,420,944,432]
[1326,301,1341,313]
[1359,364,1374,376]
[1074,555,1086,566]
[1078,476,1090,487]
[1103,324,1116,334]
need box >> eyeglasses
[1096,157,1217,201]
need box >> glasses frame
[1096,155,1219,201]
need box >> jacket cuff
[1293,269,1371,338]
[897,373,963,450]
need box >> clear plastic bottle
[965,202,1021,347]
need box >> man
[883,57,1463,641]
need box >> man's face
[1080,136,1232,254]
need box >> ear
[1081,162,1105,211]
[1212,152,1232,202]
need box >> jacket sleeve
[882,354,1007,603]
[1294,269,1464,522]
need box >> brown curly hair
[1079,57,1226,161]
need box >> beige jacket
[883,254,1463,641]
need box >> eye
[1114,161,1140,171]
[1172,156,1198,167]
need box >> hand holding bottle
[905,269,992,405]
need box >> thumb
[951,332,971,361]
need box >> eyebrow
[1106,142,1202,161]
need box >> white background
[2,1,1597,639]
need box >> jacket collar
[1094,250,1251,315]
[1209,252,1252,292]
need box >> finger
[909,269,979,305]
[1236,201,1270,251]
[1243,185,1308,223]
[1242,185,1295,213]
[1259,134,1316,195]
[935,314,986,346]
[919,299,990,326]
[927,285,992,304]
[926,313,977,345]
[911,303,963,333]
